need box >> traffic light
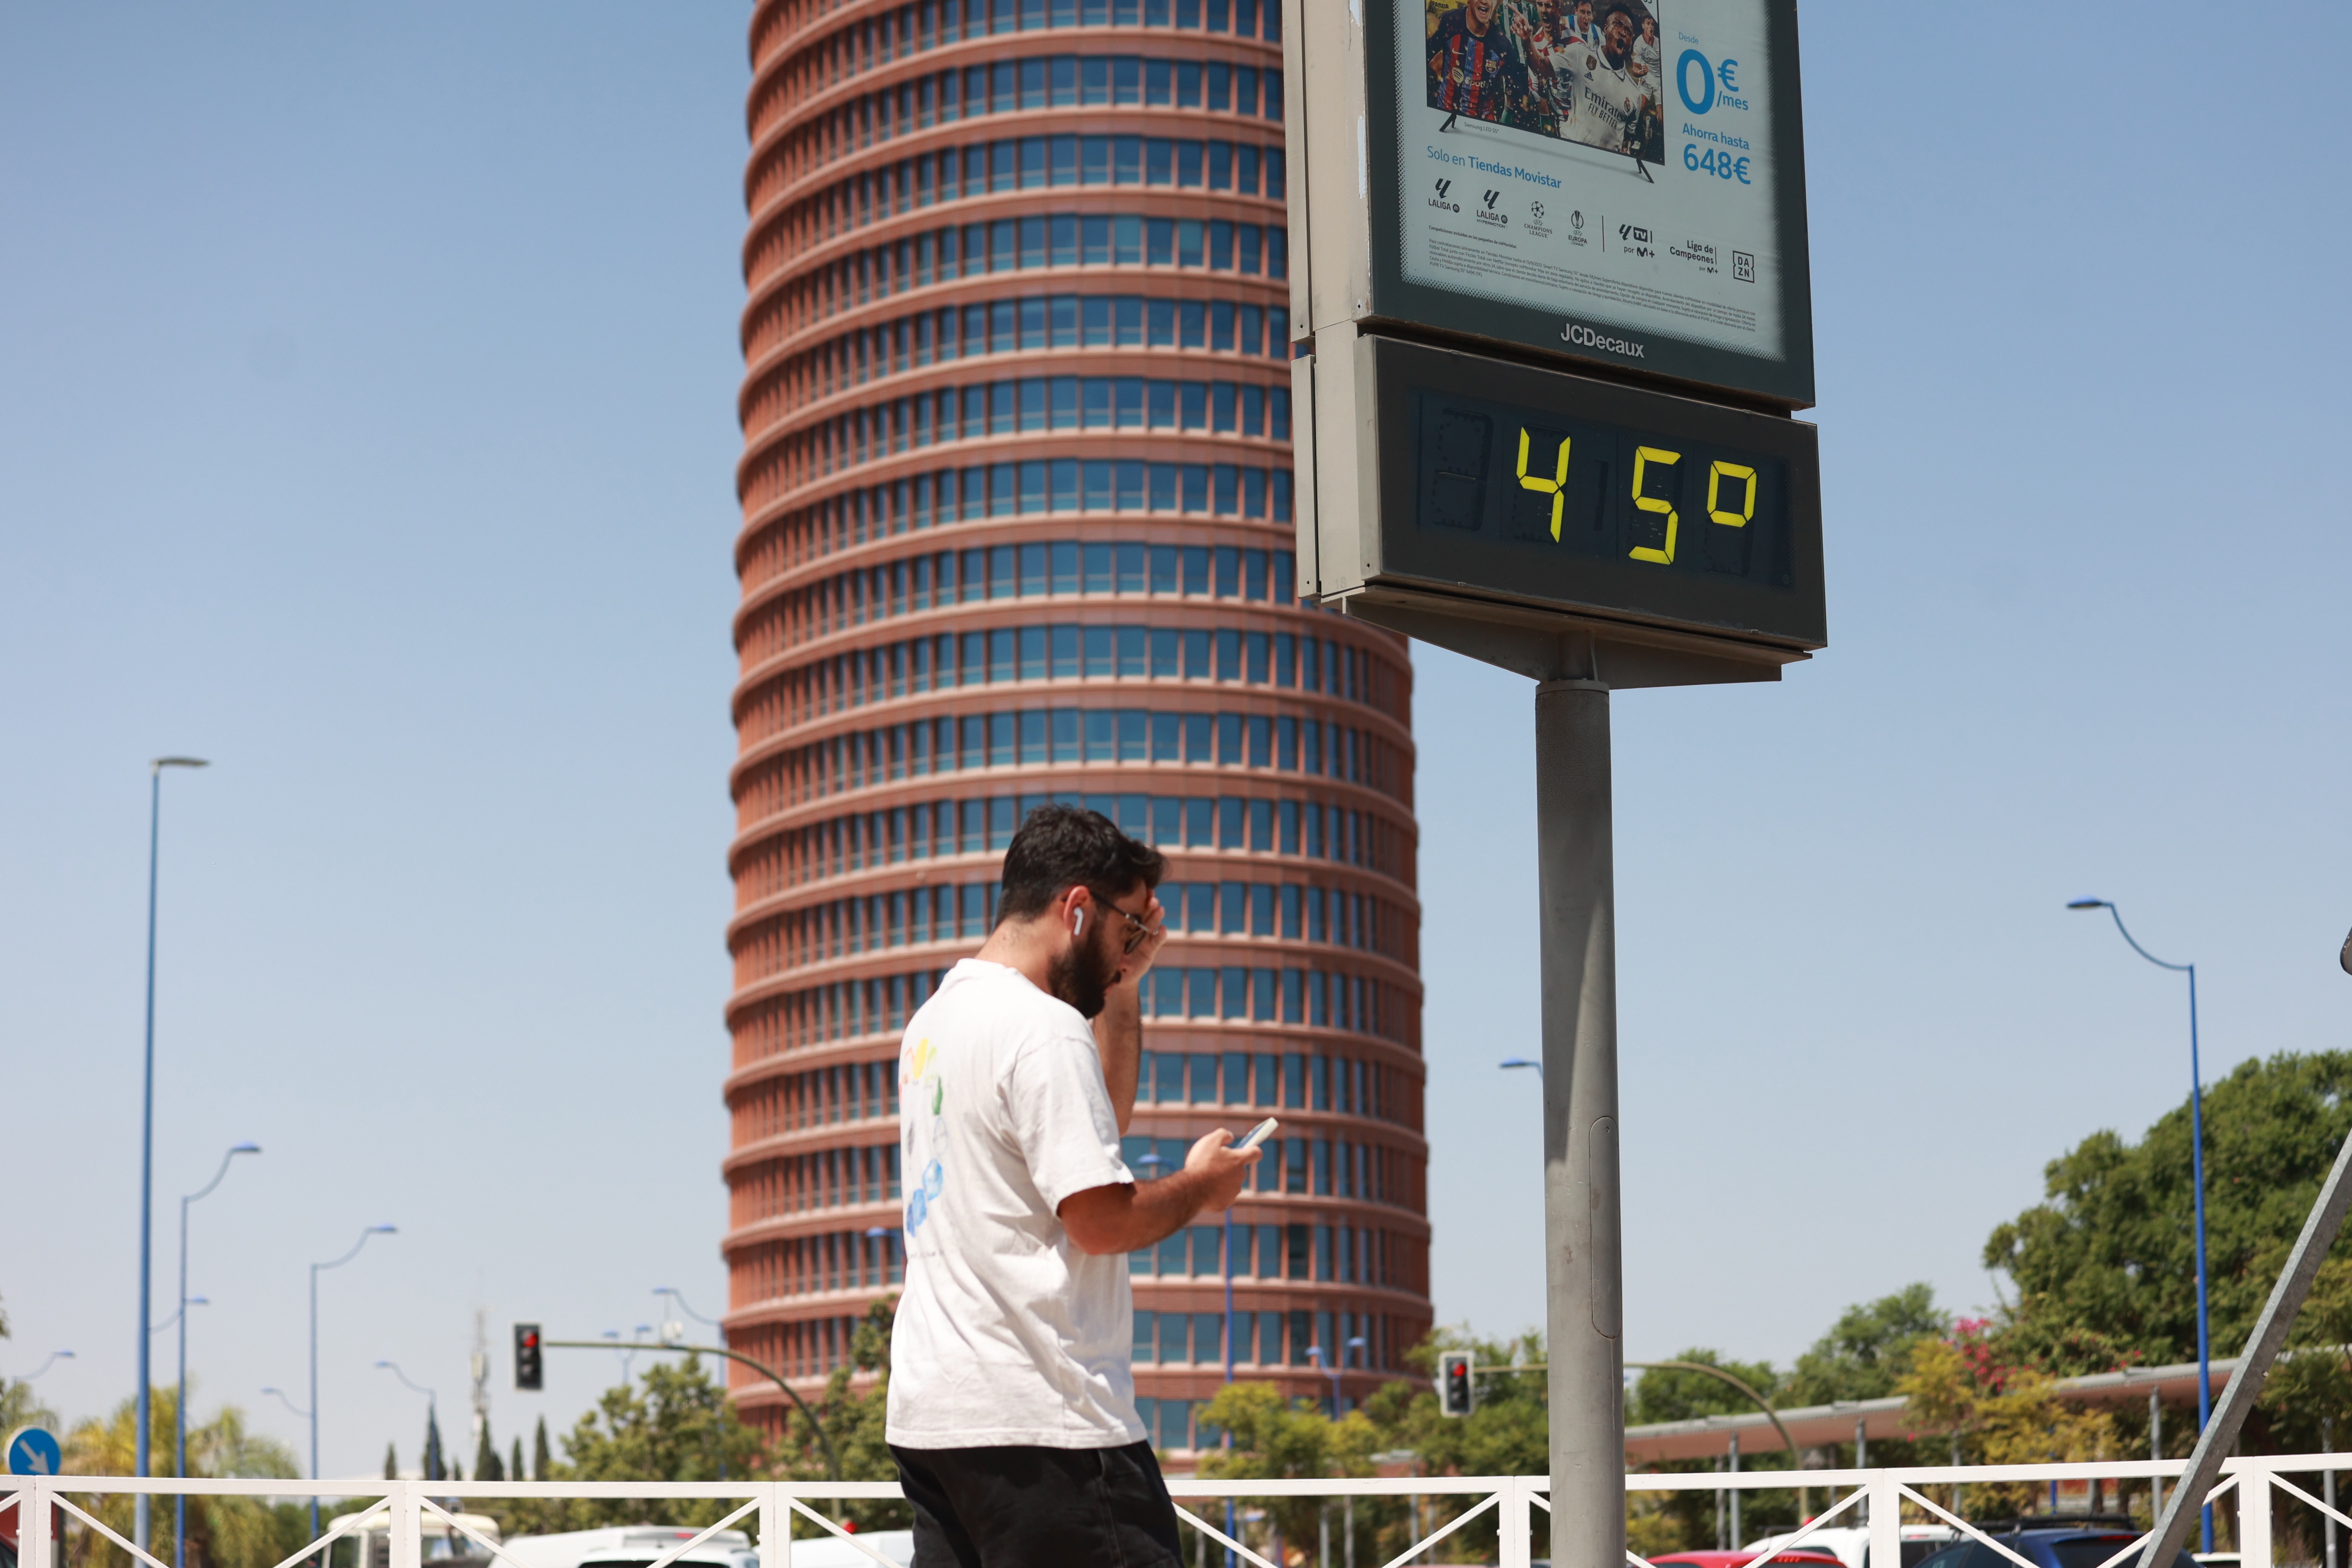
[514,1323,542,1391]
[1439,1350,1474,1417]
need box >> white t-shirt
[1566,47,1644,152]
[884,958,1143,1450]
[1634,36,1663,106]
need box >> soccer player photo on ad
[1426,0,1664,165]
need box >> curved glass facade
[725,0,1430,1456]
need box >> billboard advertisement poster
[1378,0,1811,405]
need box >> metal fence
[9,1456,2352,1568]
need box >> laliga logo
[1428,177,1459,213]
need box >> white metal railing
[8,1456,2352,1568]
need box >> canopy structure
[1623,1357,2244,1464]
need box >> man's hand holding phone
[1183,1119,1274,1212]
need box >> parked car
[1650,1552,1847,1568]
[1745,1523,1961,1568]
[1912,1526,2198,1568]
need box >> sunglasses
[1079,895,1159,954]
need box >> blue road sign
[6,1424,62,1476]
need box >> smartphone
[1234,1117,1280,1152]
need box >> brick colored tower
[723,0,1431,1457]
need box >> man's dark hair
[997,804,1166,924]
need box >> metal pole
[2187,964,2213,1555]
[1224,1212,1236,1568]
[309,1259,320,1539]
[1536,678,1621,1568]
[2080,902,2211,1550]
[176,1190,190,1565]
[137,767,162,1553]
[2151,1390,2164,1521]
[1729,1429,1741,1548]
[2324,1415,2337,1568]
[177,1144,255,1568]
[1856,1417,1867,1527]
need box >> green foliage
[474,1420,504,1482]
[1626,1347,1779,1427]
[532,1415,550,1481]
[1785,1284,1947,1405]
[1199,1327,1549,1564]
[62,1387,301,1568]
[1987,1049,2352,1370]
[493,1355,767,1537]
[769,1300,908,1535]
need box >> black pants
[890,1440,1183,1568]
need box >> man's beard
[1047,938,1120,1019]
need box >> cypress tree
[383,1443,398,1481]
[422,1407,445,1482]
[474,1422,503,1482]
[509,1438,525,1487]
[532,1415,551,1481]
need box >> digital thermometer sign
[1302,332,1822,651]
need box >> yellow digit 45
[1516,427,1571,541]
[1628,445,1680,564]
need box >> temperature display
[1341,334,1823,649]
[1417,393,1795,593]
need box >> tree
[509,1437,525,1488]
[1988,1050,2352,1374]
[422,1408,445,1482]
[0,1294,59,1438]
[1785,1284,1947,1406]
[532,1416,551,1481]
[474,1421,504,1482]
[1197,1382,1384,1556]
[383,1443,398,1481]
[1895,1318,2119,1518]
[63,1388,301,1568]
[493,1354,767,1538]
[769,1299,911,1535]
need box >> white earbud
[1073,908,1086,936]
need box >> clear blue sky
[3,0,2348,1479]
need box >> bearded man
[886,804,1261,1566]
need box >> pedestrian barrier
[9,1456,2352,1568]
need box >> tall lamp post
[137,754,210,1553]
[2069,897,2210,1551]
[308,1226,395,1538]
[177,1143,259,1568]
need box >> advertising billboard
[1293,0,1812,406]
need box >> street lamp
[16,1351,75,1381]
[375,1363,439,1479]
[1499,1057,1542,1077]
[261,1387,311,1421]
[137,754,210,1553]
[177,1143,259,1568]
[1306,1337,1368,1419]
[2069,896,2212,1551]
[308,1226,395,1538]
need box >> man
[886,804,1262,1568]
[1633,12,1664,151]
[1427,0,1528,127]
[1559,5,1650,154]
[1510,0,1577,137]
